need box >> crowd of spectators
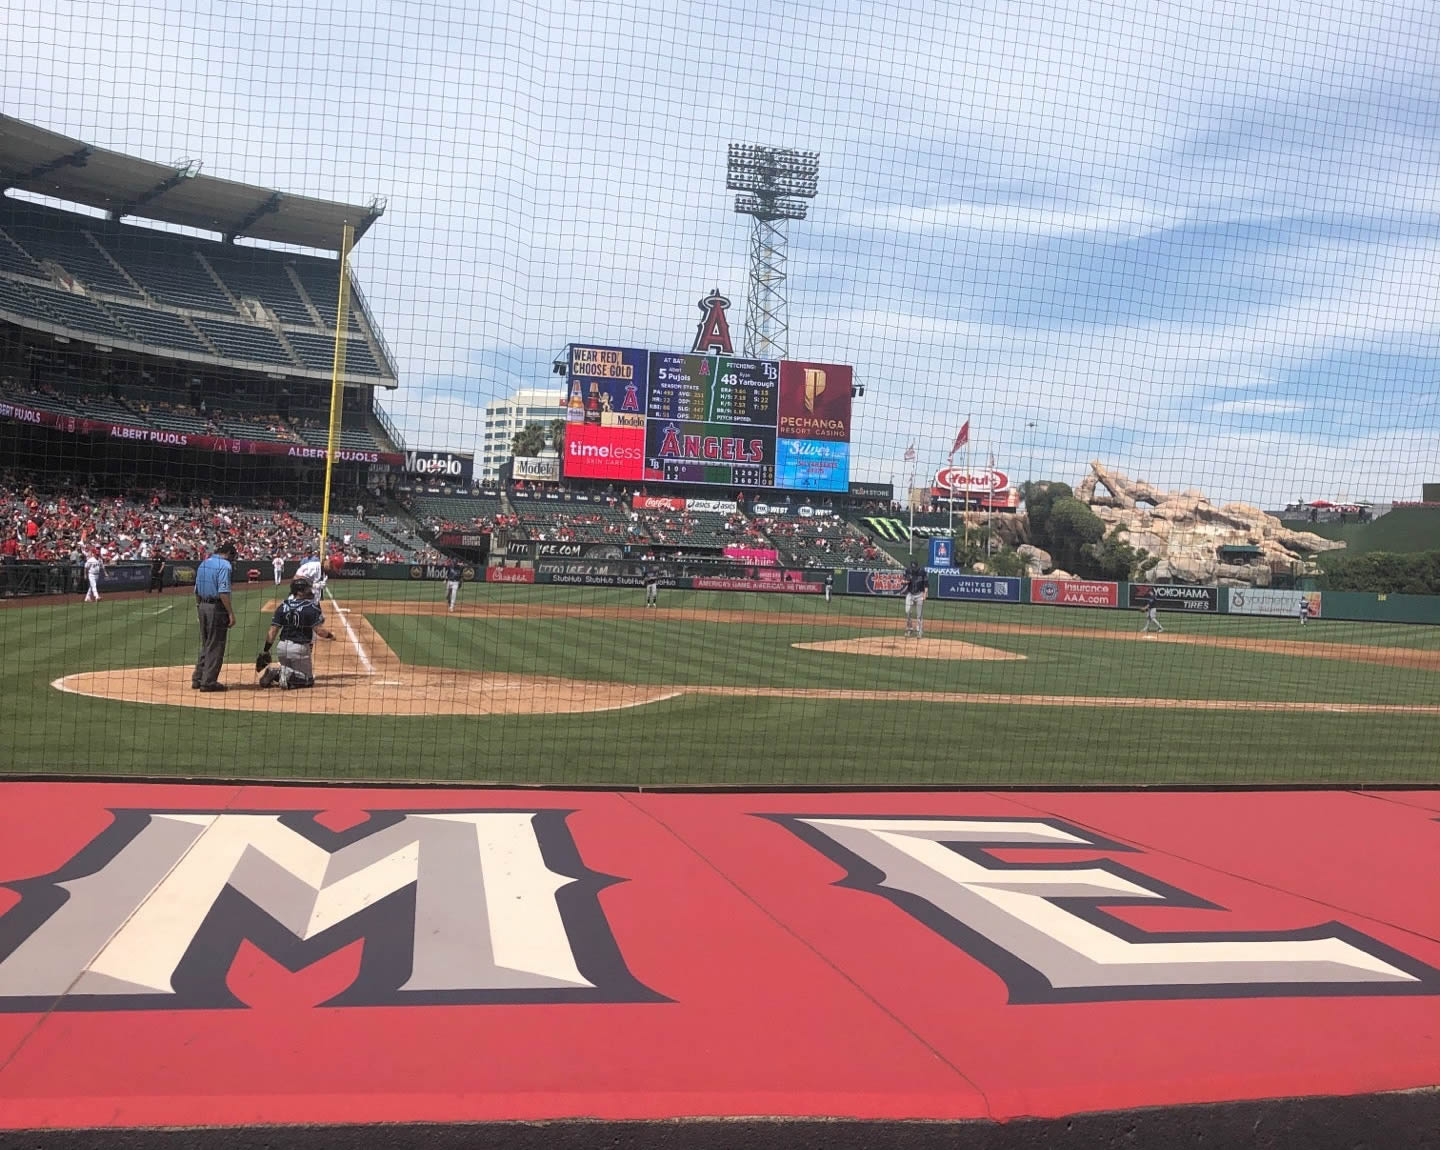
[750,512,890,568]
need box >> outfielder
[1141,600,1165,634]
[643,564,659,609]
[444,559,463,612]
[83,552,104,602]
[824,570,834,603]
[256,576,336,689]
[903,561,927,638]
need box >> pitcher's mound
[53,666,681,716]
[793,637,1026,661]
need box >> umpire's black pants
[192,600,230,688]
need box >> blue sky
[5,0,1440,504]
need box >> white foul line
[325,587,374,675]
[151,604,174,616]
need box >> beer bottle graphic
[567,379,585,423]
[585,381,602,424]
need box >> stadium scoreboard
[564,344,851,491]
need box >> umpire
[191,541,236,692]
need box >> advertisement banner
[564,421,646,482]
[937,574,1021,603]
[644,419,776,488]
[404,450,473,483]
[486,566,536,584]
[511,457,560,482]
[545,572,686,588]
[723,546,779,566]
[686,499,738,514]
[435,532,492,548]
[632,495,687,512]
[777,361,852,441]
[1228,588,1322,618]
[929,538,954,568]
[849,481,894,501]
[1029,578,1120,608]
[0,401,400,464]
[846,569,908,596]
[565,346,649,428]
[774,437,850,492]
[935,467,1009,493]
[691,576,822,594]
[646,352,778,426]
[1129,584,1219,612]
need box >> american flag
[903,443,917,463]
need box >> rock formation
[942,462,1342,586]
[1077,461,1342,585]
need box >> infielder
[256,576,336,689]
[1141,600,1165,634]
[824,571,834,603]
[295,555,328,604]
[272,555,284,585]
[83,552,104,602]
[643,564,659,609]
[903,561,927,638]
[1297,597,1310,626]
[444,559,463,612]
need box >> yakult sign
[405,450,473,483]
[935,467,1008,493]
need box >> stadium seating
[751,511,896,569]
[514,500,634,543]
[104,303,209,354]
[406,495,508,531]
[633,508,739,548]
[0,201,397,388]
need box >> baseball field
[3,580,1440,785]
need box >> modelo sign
[935,467,1008,493]
[405,450,474,483]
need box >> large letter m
[0,810,658,1011]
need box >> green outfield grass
[2,580,1438,785]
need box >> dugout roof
[0,115,383,251]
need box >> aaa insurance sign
[1,784,1438,1129]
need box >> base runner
[256,576,336,689]
[903,561,927,638]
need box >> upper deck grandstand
[0,114,395,389]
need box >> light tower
[727,144,820,359]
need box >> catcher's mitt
[254,650,273,673]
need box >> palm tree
[511,422,547,458]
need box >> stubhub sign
[565,422,644,481]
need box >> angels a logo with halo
[691,288,734,355]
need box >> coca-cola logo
[936,467,1008,492]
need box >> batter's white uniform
[84,556,104,601]
[295,557,327,603]
[272,556,284,585]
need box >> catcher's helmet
[290,576,313,596]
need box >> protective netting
[2,0,1439,784]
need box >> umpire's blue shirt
[195,554,233,599]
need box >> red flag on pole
[949,421,970,460]
[903,443,917,463]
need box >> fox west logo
[0,810,660,1011]
[771,815,1440,1002]
[691,288,734,355]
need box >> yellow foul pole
[318,222,355,561]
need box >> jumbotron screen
[562,344,852,491]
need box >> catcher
[256,576,336,689]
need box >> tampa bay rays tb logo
[691,287,734,354]
[0,809,661,1011]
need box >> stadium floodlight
[727,144,821,359]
